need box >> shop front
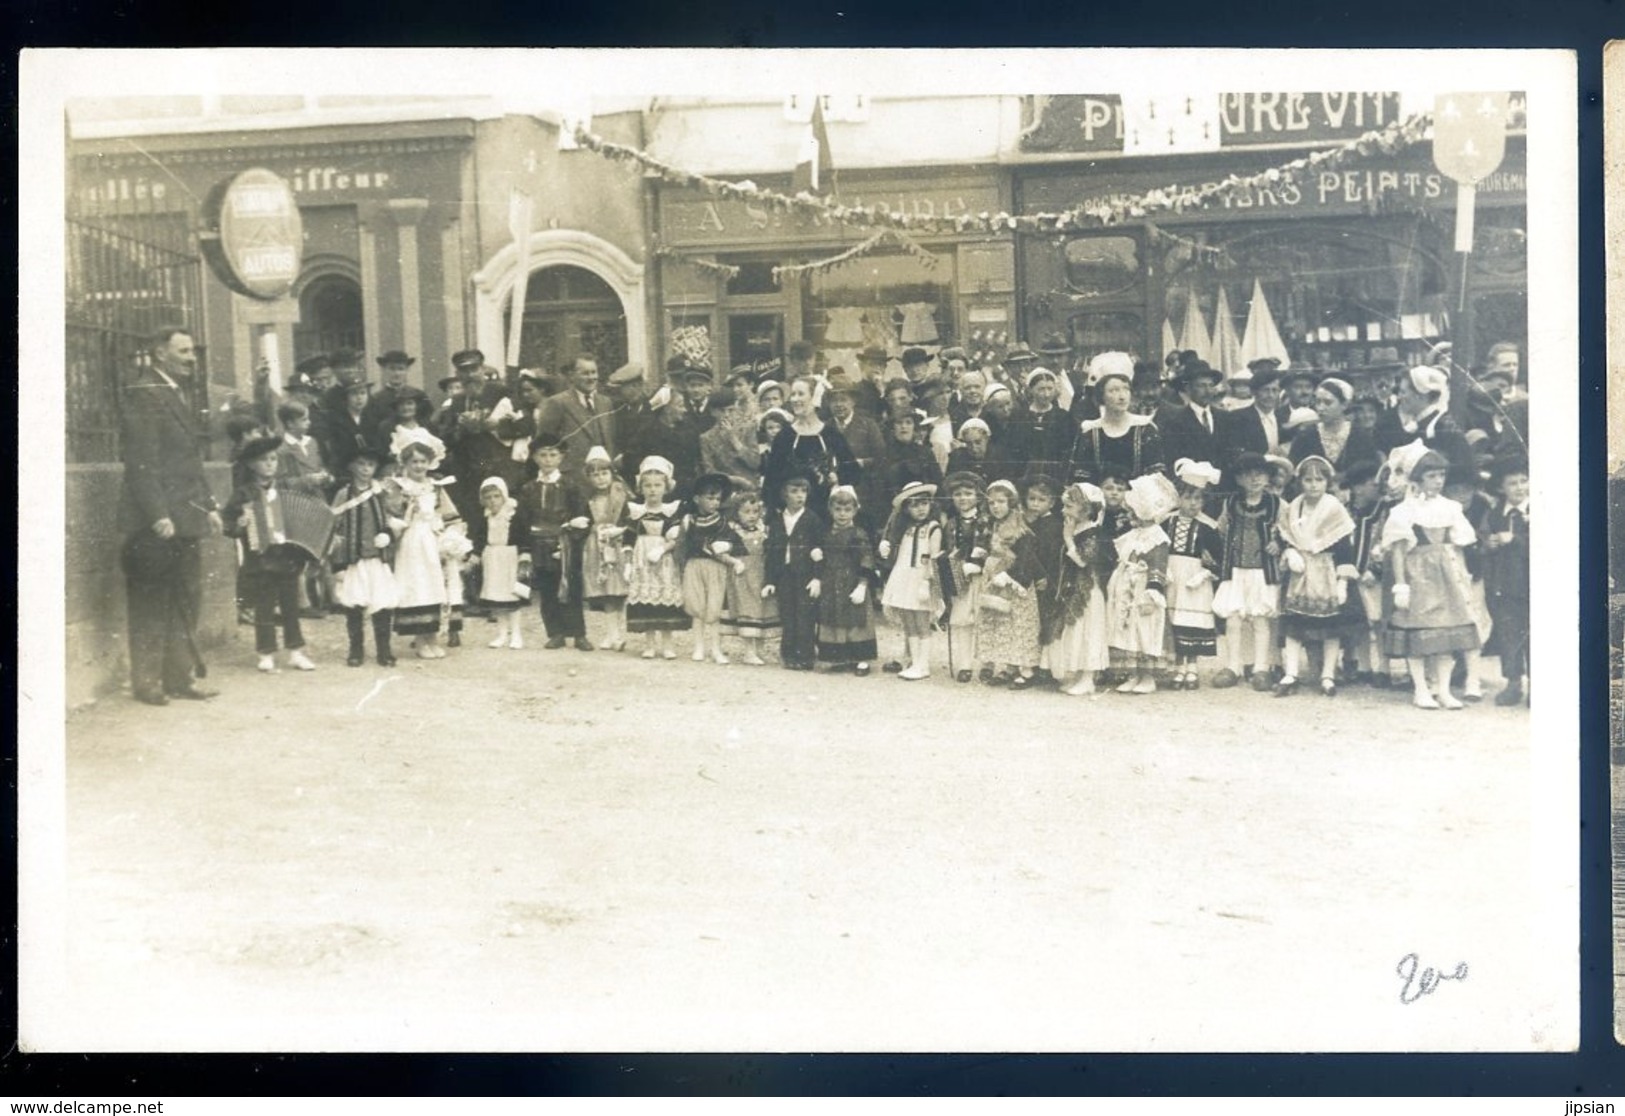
[1013,95,1528,379]
[654,169,1016,379]
[71,117,475,397]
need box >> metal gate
[64,210,206,463]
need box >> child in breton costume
[329,443,399,666]
[1380,444,1482,710]
[470,476,526,650]
[1274,455,1361,696]
[815,485,879,674]
[879,481,945,681]
[580,445,632,652]
[1105,473,1177,695]
[384,427,464,660]
[1163,459,1224,690]
[1047,481,1113,697]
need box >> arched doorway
[471,228,648,378]
[503,264,629,378]
[295,272,364,361]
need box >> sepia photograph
[18,48,1578,1053]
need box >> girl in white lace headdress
[384,426,465,660]
[471,476,525,650]
[1379,443,1481,709]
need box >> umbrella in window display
[1210,285,1245,378]
[1178,299,1214,367]
[1240,278,1292,370]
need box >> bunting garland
[652,243,740,280]
[573,111,1434,235]
[770,227,938,279]
[654,227,939,284]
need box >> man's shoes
[447,630,462,648]
[1211,668,1239,689]
[165,684,218,701]
[377,653,398,667]
[1495,683,1525,707]
[287,650,317,672]
[133,688,169,706]
[882,660,904,674]
[575,637,595,651]
[545,636,567,649]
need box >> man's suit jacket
[1159,402,1226,474]
[1220,404,1285,466]
[537,388,618,476]
[119,369,216,538]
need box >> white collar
[629,499,680,517]
[283,431,307,446]
[537,469,561,484]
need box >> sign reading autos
[199,168,304,300]
[1020,92,1405,154]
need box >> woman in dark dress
[761,375,860,512]
[1069,369,1166,484]
[1288,376,1379,481]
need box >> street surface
[50,611,1553,1052]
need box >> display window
[1156,217,1462,374]
[802,248,957,375]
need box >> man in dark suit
[1157,360,1226,473]
[536,354,618,482]
[361,350,419,433]
[119,326,223,706]
[1219,364,1287,469]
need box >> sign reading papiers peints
[199,168,305,301]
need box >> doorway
[295,273,364,361]
[504,264,629,379]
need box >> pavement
[35,609,1565,1052]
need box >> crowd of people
[189,333,1532,711]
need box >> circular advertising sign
[201,168,304,300]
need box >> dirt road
[40,613,1563,1052]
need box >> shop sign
[200,168,304,300]
[661,182,1004,247]
[1020,144,1526,222]
[1021,92,1404,154]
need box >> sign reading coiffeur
[200,168,304,300]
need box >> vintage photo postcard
[1608,38,1625,1041]
[18,48,1578,1052]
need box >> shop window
[728,313,784,367]
[726,261,783,297]
[1161,220,1450,373]
[1066,311,1146,359]
[804,248,956,366]
[1063,235,1141,297]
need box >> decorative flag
[1211,285,1244,377]
[1179,299,1213,366]
[1161,317,1178,363]
[1239,279,1291,368]
[793,96,835,195]
[1122,93,1222,157]
[1432,92,1510,253]
[506,187,534,370]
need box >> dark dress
[816,523,879,664]
[762,422,861,513]
[1479,500,1530,680]
[1069,418,1166,484]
